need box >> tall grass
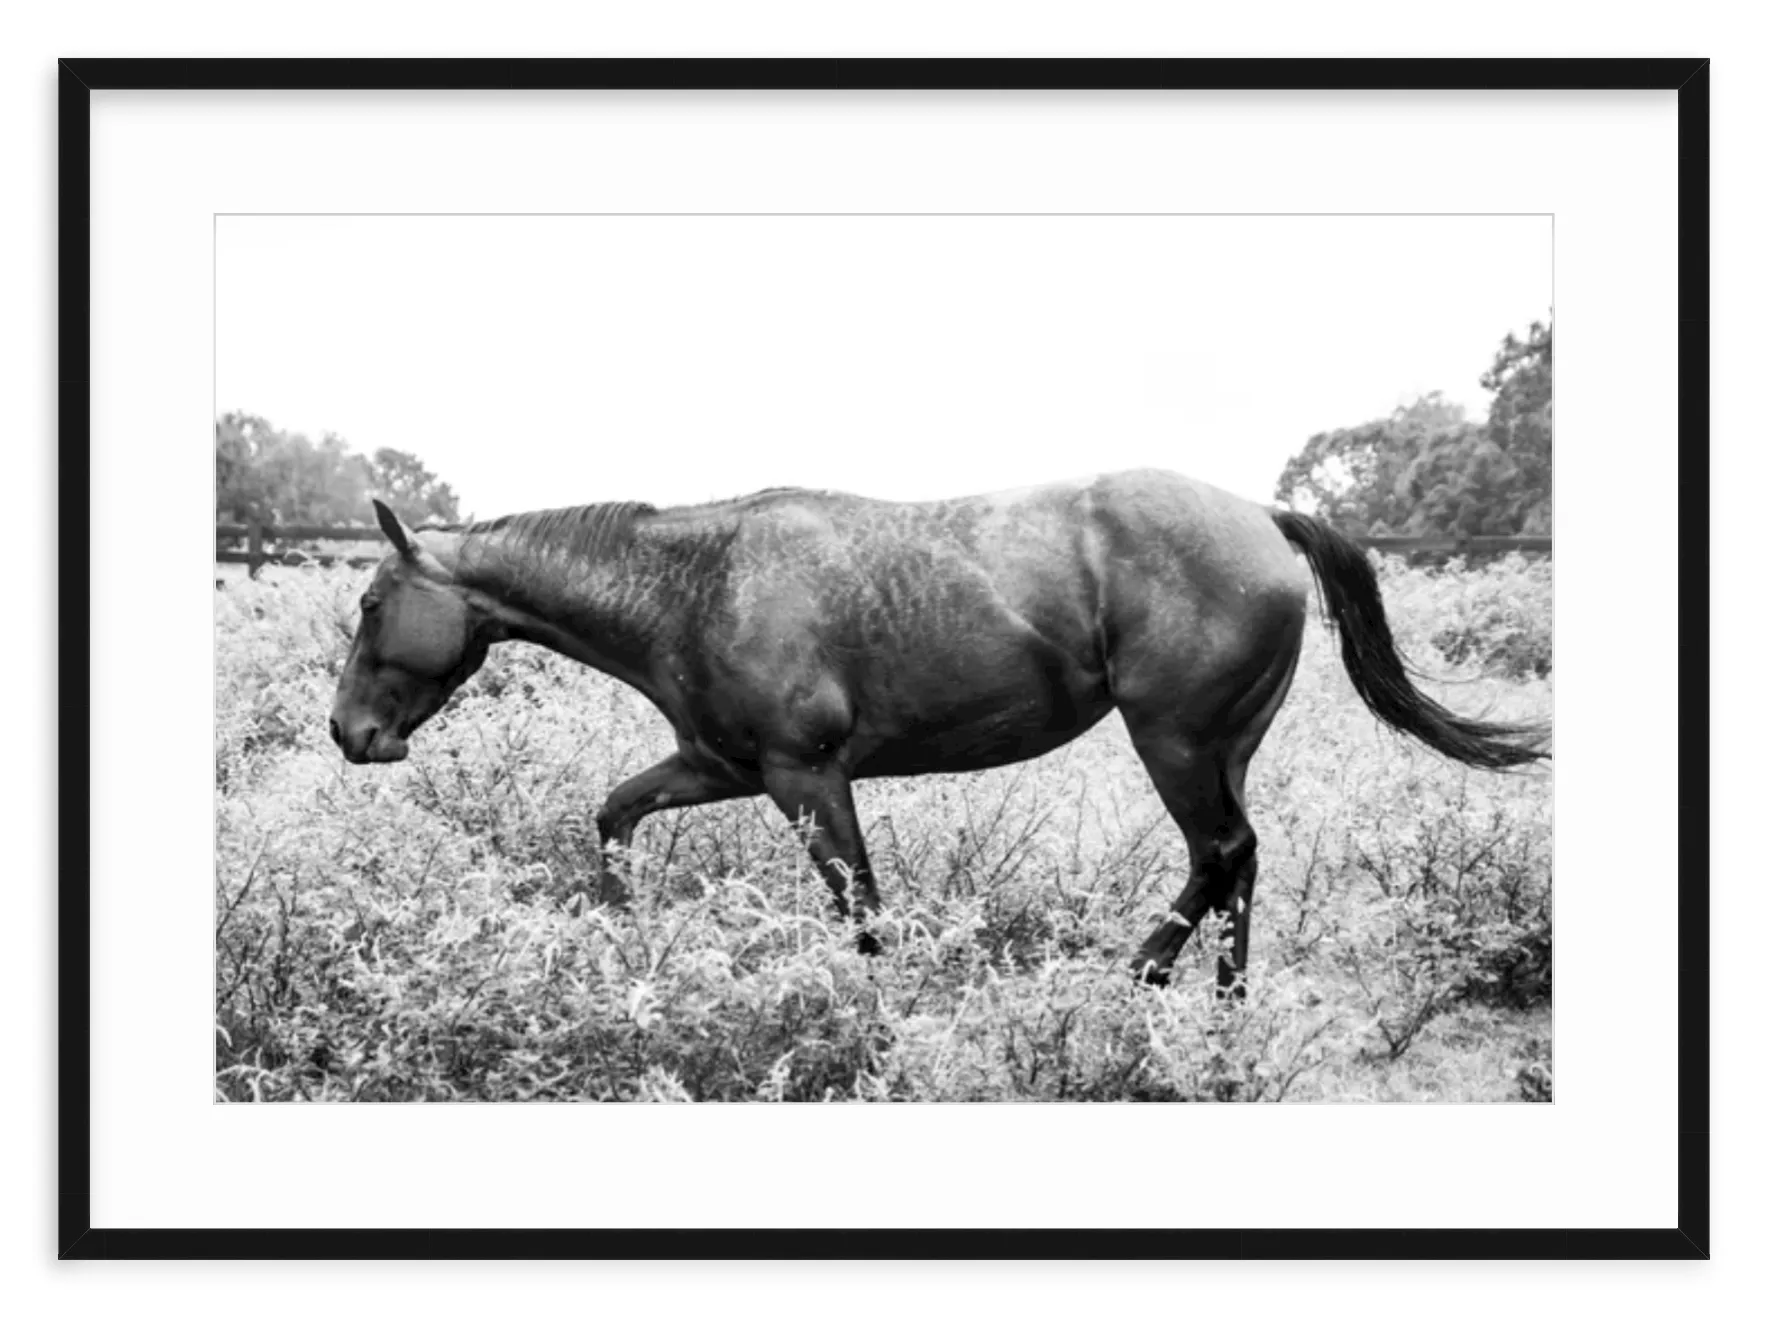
[214,555,1551,1102]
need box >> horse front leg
[760,758,882,955]
[587,753,754,905]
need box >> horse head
[328,500,491,764]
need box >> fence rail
[216,520,1551,576]
[216,520,384,573]
[1360,534,1551,555]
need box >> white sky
[216,214,1549,518]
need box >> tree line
[216,412,462,530]
[1273,320,1551,539]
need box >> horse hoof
[1132,958,1171,987]
[856,930,882,957]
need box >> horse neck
[441,518,684,693]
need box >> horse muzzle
[329,715,411,765]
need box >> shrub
[1373,553,1553,680]
[215,557,1551,1102]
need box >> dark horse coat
[330,470,1546,990]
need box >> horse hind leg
[1126,738,1258,992]
[1123,648,1298,993]
[1214,763,1260,998]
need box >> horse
[328,471,1548,992]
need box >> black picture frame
[59,56,1709,1260]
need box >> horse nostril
[329,717,343,748]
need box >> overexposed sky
[216,214,1549,518]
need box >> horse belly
[852,650,1113,778]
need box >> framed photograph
[63,58,1707,1258]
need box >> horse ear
[372,499,418,559]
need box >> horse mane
[428,487,801,546]
[444,498,738,638]
[451,501,660,571]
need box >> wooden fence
[217,520,1552,577]
[216,522,384,573]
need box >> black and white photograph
[12,2,1746,1313]
[213,212,1555,1106]
[58,56,1711,1265]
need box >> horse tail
[1272,510,1549,770]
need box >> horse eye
[360,594,381,613]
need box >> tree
[216,414,463,529]
[367,447,462,527]
[1477,320,1552,535]
[1273,394,1482,536]
[1273,320,1552,539]
[216,413,367,526]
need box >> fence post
[247,518,265,578]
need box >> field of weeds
[215,554,1552,1103]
